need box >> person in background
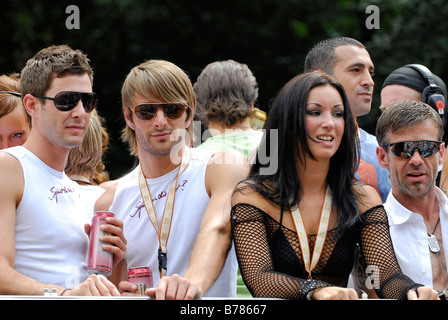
[304,37,391,202]
[380,64,447,112]
[194,59,263,159]
[380,64,448,189]
[231,72,438,300]
[95,59,248,299]
[193,59,262,297]
[0,45,125,296]
[0,73,30,149]
[376,100,448,296]
[304,37,391,296]
[66,109,109,217]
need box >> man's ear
[22,94,39,116]
[439,142,446,167]
[184,105,195,131]
[376,145,390,170]
[123,106,135,130]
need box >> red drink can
[87,211,114,277]
[128,266,153,295]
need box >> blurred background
[2,0,448,179]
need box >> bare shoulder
[353,182,383,214]
[231,179,274,210]
[0,151,24,184]
[99,179,119,190]
[94,179,119,212]
[208,149,248,170]
[232,181,256,204]
[205,150,249,193]
[0,151,24,207]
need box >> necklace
[290,186,332,278]
[427,217,441,253]
[138,146,191,277]
[70,175,93,185]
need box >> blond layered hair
[121,59,196,156]
[66,110,109,184]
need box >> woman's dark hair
[242,72,360,233]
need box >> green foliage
[2,0,447,178]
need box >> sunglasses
[386,140,443,159]
[32,91,97,113]
[0,91,21,97]
[130,103,188,121]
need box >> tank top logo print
[48,186,76,203]
[130,180,189,219]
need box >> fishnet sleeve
[231,203,331,299]
[359,205,420,300]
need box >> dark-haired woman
[231,72,438,300]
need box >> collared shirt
[384,187,448,288]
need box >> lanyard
[138,146,191,277]
[290,185,332,278]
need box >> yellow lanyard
[138,146,191,277]
[290,186,332,278]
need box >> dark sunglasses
[386,140,443,159]
[130,103,188,121]
[0,91,21,97]
[32,91,97,113]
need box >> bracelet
[306,290,314,300]
[407,283,424,300]
[60,288,72,296]
[300,279,318,300]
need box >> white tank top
[110,148,237,297]
[4,146,90,288]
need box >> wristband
[60,288,72,296]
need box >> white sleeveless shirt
[110,148,237,297]
[4,146,90,288]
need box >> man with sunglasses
[0,45,125,296]
[95,59,248,299]
[380,64,448,190]
[376,100,448,297]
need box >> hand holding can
[128,266,153,296]
[87,211,115,277]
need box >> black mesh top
[231,203,419,300]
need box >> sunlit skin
[332,45,375,119]
[124,96,192,178]
[377,120,444,202]
[305,85,345,162]
[34,75,92,149]
[22,74,93,171]
[128,99,190,155]
[0,106,30,149]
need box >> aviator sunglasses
[32,91,97,113]
[130,103,188,121]
[386,140,443,159]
